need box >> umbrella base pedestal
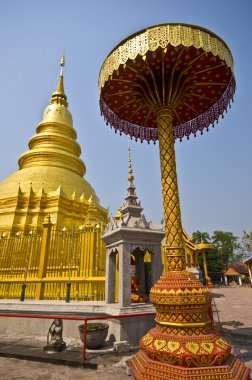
[128,350,251,380]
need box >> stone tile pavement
[212,286,252,372]
[0,334,133,379]
[0,286,251,379]
[0,356,131,379]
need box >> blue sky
[0,0,251,239]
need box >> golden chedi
[0,57,107,234]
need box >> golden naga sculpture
[99,24,250,380]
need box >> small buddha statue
[44,319,66,352]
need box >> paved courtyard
[0,286,251,379]
[0,356,131,380]
[212,286,252,372]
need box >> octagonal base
[128,350,250,380]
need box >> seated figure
[44,319,66,352]
[131,276,149,303]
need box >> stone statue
[44,319,66,352]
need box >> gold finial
[61,53,65,67]
[60,52,65,76]
[128,141,134,182]
[51,54,68,107]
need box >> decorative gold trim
[99,23,234,92]
[156,108,185,265]
[156,319,212,327]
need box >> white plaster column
[224,276,228,286]
[118,243,131,307]
[238,276,242,286]
[105,249,116,303]
[150,244,163,286]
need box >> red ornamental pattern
[100,77,235,143]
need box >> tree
[192,230,243,277]
[192,231,211,244]
[241,231,252,258]
[192,231,223,276]
[205,249,223,276]
[211,231,241,268]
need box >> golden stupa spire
[18,53,86,178]
[128,141,134,183]
[60,53,65,73]
[51,53,68,107]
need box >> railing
[0,311,155,360]
[0,223,107,301]
[0,278,106,301]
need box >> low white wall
[0,301,156,346]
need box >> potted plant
[78,322,109,349]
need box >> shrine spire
[128,142,134,183]
[121,142,143,218]
[51,53,68,107]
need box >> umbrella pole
[156,107,186,271]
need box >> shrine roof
[244,256,252,265]
[224,267,240,276]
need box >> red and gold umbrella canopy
[99,23,235,142]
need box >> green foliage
[205,249,223,275]
[192,230,244,276]
[192,230,223,275]
[192,230,210,244]
[212,230,241,268]
[241,231,252,255]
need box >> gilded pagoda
[0,58,108,300]
[0,58,107,233]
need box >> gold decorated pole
[156,107,185,271]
